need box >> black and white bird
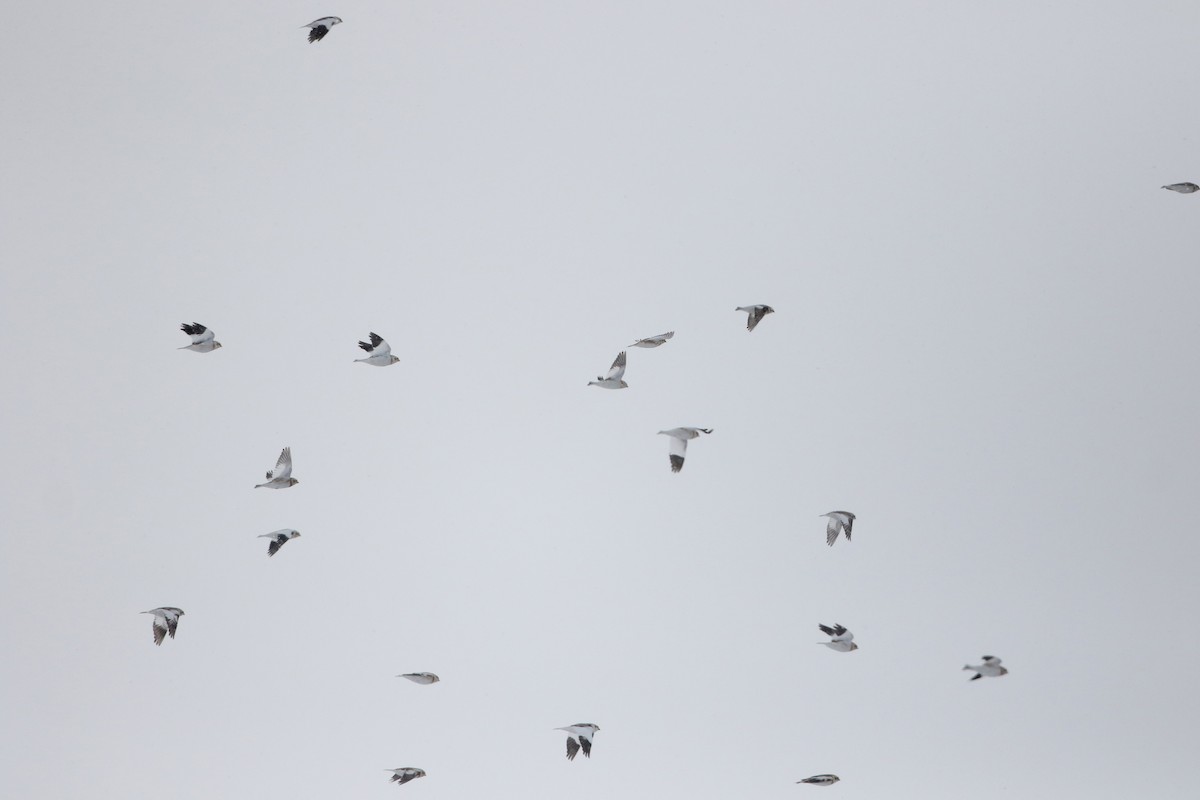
[736,304,774,332]
[817,623,858,652]
[142,607,184,646]
[629,331,674,348]
[588,351,628,389]
[821,511,855,546]
[258,528,301,557]
[354,332,400,367]
[1162,182,1200,193]
[657,427,712,473]
[178,323,221,353]
[397,672,440,685]
[797,774,841,786]
[385,768,426,786]
[255,447,298,489]
[305,16,342,43]
[556,723,600,760]
[964,655,1008,681]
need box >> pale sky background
[2,2,1199,798]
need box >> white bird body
[142,607,184,646]
[258,528,300,557]
[821,511,856,546]
[305,17,342,43]
[629,331,674,348]
[397,672,440,685]
[354,332,399,366]
[1163,182,1200,193]
[818,623,858,652]
[657,427,713,473]
[385,768,426,786]
[588,351,628,389]
[735,304,774,332]
[255,447,298,489]
[555,723,600,760]
[797,774,841,786]
[178,322,221,353]
[964,655,1008,680]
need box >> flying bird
[178,323,221,353]
[255,447,298,489]
[964,655,1008,680]
[817,623,858,652]
[657,427,712,473]
[797,774,841,786]
[588,351,628,389]
[556,723,600,760]
[385,768,426,786]
[258,528,301,557]
[305,16,342,43]
[628,331,674,348]
[736,304,774,332]
[821,511,856,546]
[354,332,399,367]
[1162,182,1200,193]
[397,672,440,685]
[142,607,184,646]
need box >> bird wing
[982,656,1002,665]
[818,623,836,637]
[834,627,854,643]
[579,735,593,758]
[308,25,329,43]
[605,351,627,381]
[746,307,765,331]
[394,770,418,785]
[150,615,168,646]
[565,737,580,761]
[266,536,285,557]
[181,323,213,345]
[272,448,293,480]
[667,436,688,472]
[165,612,180,639]
[358,332,390,356]
[826,517,843,546]
[637,331,673,344]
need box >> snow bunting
[178,322,221,353]
[657,427,713,473]
[588,351,628,389]
[142,607,184,646]
[305,16,342,43]
[964,655,1008,680]
[1162,182,1200,193]
[797,774,840,786]
[736,304,774,332]
[255,447,298,489]
[354,332,399,366]
[821,511,855,546]
[556,723,600,760]
[385,768,426,786]
[818,623,858,652]
[258,528,300,557]
[397,672,440,685]
[629,331,674,348]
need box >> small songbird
[964,655,1008,681]
[556,723,600,760]
[588,351,628,389]
[817,623,858,652]
[354,332,400,367]
[629,331,674,348]
[821,511,856,546]
[1162,182,1200,193]
[258,528,301,557]
[797,774,841,786]
[142,607,185,646]
[396,672,440,685]
[657,427,713,473]
[736,304,774,332]
[385,768,426,786]
[178,323,222,353]
[305,17,342,43]
[255,447,298,489]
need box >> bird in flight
[817,623,858,652]
[354,332,400,367]
[255,447,298,489]
[964,655,1008,681]
[556,723,600,760]
[797,774,841,786]
[657,427,713,473]
[396,672,440,685]
[821,511,855,546]
[628,331,674,348]
[259,529,301,557]
[385,768,426,786]
[1162,182,1199,193]
[305,16,342,43]
[588,351,628,389]
[142,607,185,646]
[178,323,221,353]
[736,304,774,332]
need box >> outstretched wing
[826,516,843,546]
[579,735,593,758]
[308,24,330,43]
[746,307,766,331]
[151,616,168,646]
[272,448,293,480]
[667,436,688,473]
[982,655,1002,666]
[358,332,391,356]
[565,737,580,761]
[605,351,627,381]
[180,323,214,345]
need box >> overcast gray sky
[3,2,1199,798]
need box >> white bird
[817,623,858,652]
[397,672,440,685]
[555,723,600,760]
[964,655,1008,681]
[178,322,221,353]
[588,351,628,389]
[305,16,342,43]
[821,511,855,546]
[255,447,298,489]
[354,332,399,366]
[385,768,426,786]
[797,774,841,786]
[736,304,774,332]
[141,607,184,646]
[1162,182,1200,193]
[657,427,713,473]
[258,528,301,557]
[629,331,674,348]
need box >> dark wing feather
[166,616,179,639]
[152,621,166,646]
[669,454,685,473]
[565,737,580,761]
[580,735,592,758]
[309,25,329,43]
[267,536,285,557]
[818,624,835,636]
[970,672,982,680]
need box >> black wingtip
[669,455,684,473]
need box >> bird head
[213,342,223,349]
[291,530,301,538]
[849,642,859,651]
[288,478,300,486]
[618,381,628,389]
[389,356,400,364]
